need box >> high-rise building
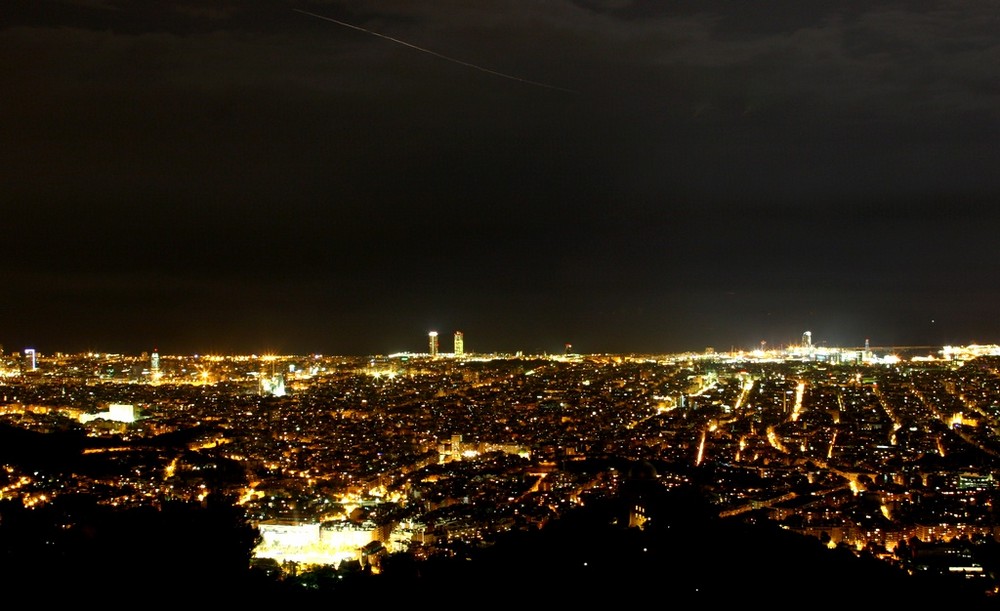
[150,349,160,382]
[428,331,439,358]
[454,331,464,357]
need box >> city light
[1,336,999,600]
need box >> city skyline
[2,329,994,360]
[3,332,1000,604]
[5,2,999,358]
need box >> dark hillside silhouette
[0,428,995,607]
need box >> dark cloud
[3,1,999,355]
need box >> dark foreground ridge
[324,484,998,607]
[1,436,994,608]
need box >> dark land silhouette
[1,423,997,606]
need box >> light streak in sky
[294,9,579,94]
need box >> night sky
[4,1,1000,357]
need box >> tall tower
[454,331,464,357]
[150,349,160,382]
[802,331,812,348]
[428,331,439,358]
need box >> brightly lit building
[254,519,378,568]
[150,349,160,383]
[428,331,439,358]
[454,331,464,357]
[260,372,286,397]
[79,403,138,424]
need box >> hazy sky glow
[4,1,1000,356]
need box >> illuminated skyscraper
[24,348,36,371]
[454,331,464,357]
[428,331,439,357]
[150,349,160,382]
